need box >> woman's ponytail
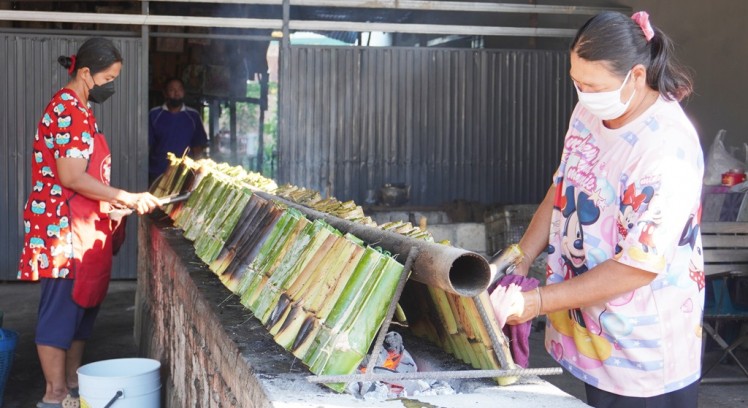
[646,28,693,101]
[572,11,693,102]
[57,38,122,77]
[57,55,73,71]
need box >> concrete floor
[0,281,139,408]
[1,280,746,407]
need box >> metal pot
[379,183,410,206]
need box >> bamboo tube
[172,171,211,228]
[274,307,308,349]
[427,286,459,335]
[254,223,335,323]
[254,191,490,297]
[302,239,360,310]
[453,295,481,341]
[212,196,265,275]
[239,211,302,308]
[220,208,294,293]
[291,316,320,358]
[314,241,366,320]
[233,208,295,286]
[319,257,403,378]
[272,237,366,349]
[186,178,234,241]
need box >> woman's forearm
[519,185,555,260]
[60,171,129,205]
[508,259,657,324]
[57,157,135,207]
[506,185,555,276]
[540,259,656,313]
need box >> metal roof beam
[0,10,578,37]
[0,10,282,29]
[2,0,630,39]
[291,20,578,37]
[147,0,629,15]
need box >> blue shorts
[36,278,100,349]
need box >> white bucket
[77,358,161,408]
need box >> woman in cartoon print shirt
[17,37,160,408]
[496,12,704,407]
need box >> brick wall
[135,217,274,408]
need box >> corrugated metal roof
[279,45,575,207]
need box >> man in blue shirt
[148,78,208,184]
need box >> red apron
[69,132,115,308]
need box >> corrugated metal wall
[279,46,575,206]
[0,33,145,281]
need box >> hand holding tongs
[108,192,191,220]
[486,244,526,293]
[157,192,192,205]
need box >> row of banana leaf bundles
[152,156,423,392]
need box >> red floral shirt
[18,89,102,280]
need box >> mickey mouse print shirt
[18,88,113,281]
[545,97,705,397]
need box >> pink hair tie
[67,54,77,75]
[631,11,655,42]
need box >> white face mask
[574,70,636,120]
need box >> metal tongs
[486,244,525,293]
[157,192,192,206]
[108,192,191,220]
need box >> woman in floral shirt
[18,37,160,408]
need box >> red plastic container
[722,169,747,186]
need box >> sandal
[36,385,80,408]
[62,393,80,408]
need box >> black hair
[164,77,185,88]
[57,37,123,77]
[571,11,693,101]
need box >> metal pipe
[307,366,563,383]
[0,27,139,37]
[254,191,490,297]
[229,101,238,165]
[141,1,150,190]
[278,0,290,181]
[150,31,273,42]
[256,72,267,173]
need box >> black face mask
[166,98,183,109]
[89,81,115,104]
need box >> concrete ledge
[428,223,487,255]
[135,216,588,408]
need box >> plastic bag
[704,130,746,185]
